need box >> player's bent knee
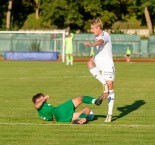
[83,107,91,115]
[72,96,83,108]
[107,81,114,90]
[87,60,95,68]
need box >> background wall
[0,32,155,58]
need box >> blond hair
[91,19,103,29]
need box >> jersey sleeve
[98,32,109,44]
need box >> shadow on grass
[93,115,107,121]
[112,100,146,121]
[93,100,146,122]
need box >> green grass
[0,61,155,145]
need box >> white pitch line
[0,76,92,80]
[0,122,154,127]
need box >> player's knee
[87,60,95,68]
[107,81,113,90]
[83,107,91,115]
[78,96,83,101]
[75,96,83,103]
[72,96,83,107]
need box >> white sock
[89,67,106,85]
[92,99,96,104]
[107,90,114,115]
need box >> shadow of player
[91,100,146,122]
[112,100,146,121]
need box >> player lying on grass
[32,93,102,124]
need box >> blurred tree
[102,0,134,20]
[11,0,35,30]
[1,0,155,32]
[82,0,117,30]
[144,6,153,35]
[35,0,39,19]
[40,0,84,30]
[6,0,13,30]
[0,1,8,30]
[0,0,35,30]
[133,0,155,34]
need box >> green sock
[66,55,69,64]
[79,113,87,119]
[82,96,96,104]
[70,55,73,63]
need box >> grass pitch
[0,61,155,145]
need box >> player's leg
[56,97,94,123]
[87,60,109,105]
[67,48,73,65]
[128,55,131,62]
[87,60,106,85]
[65,48,70,65]
[66,54,69,65]
[126,54,130,62]
[72,96,98,108]
[70,54,73,65]
[72,107,91,124]
[68,49,73,65]
[103,66,115,122]
[105,80,115,122]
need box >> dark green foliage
[1,0,155,31]
[0,1,8,30]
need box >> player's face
[36,96,44,103]
[90,24,100,36]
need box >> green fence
[148,36,155,57]
[0,32,154,58]
[141,40,148,57]
[73,34,94,56]
[111,34,141,57]
[0,33,63,53]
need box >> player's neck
[97,29,103,36]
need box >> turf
[0,61,155,145]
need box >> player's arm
[70,33,74,38]
[34,95,49,109]
[84,39,104,47]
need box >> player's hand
[44,95,50,101]
[84,42,90,47]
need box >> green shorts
[65,48,73,54]
[54,99,75,122]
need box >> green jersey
[37,103,55,121]
[126,47,131,55]
[37,99,75,122]
[65,33,74,50]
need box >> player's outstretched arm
[83,42,90,47]
[34,95,49,109]
[84,39,104,47]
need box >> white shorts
[94,60,115,81]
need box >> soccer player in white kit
[84,19,115,122]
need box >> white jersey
[94,31,114,67]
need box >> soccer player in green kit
[32,93,102,124]
[65,33,74,65]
